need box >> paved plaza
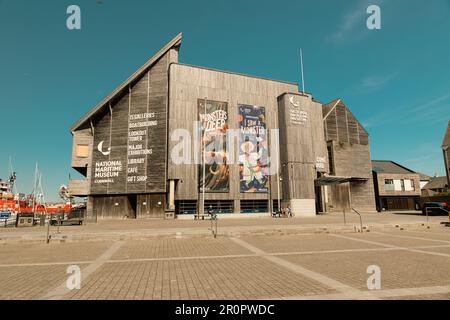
[0,213,449,300]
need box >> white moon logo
[289,96,299,107]
[97,141,111,156]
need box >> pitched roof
[70,33,182,133]
[371,160,416,174]
[322,99,340,119]
[442,120,450,148]
[422,176,448,190]
[322,99,369,135]
[418,172,431,181]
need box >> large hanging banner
[239,104,269,193]
[198,99,229,192]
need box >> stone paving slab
[0,227,449,300]
[388,229,450,241]
[239,234,385,254]
[280,250,450,291]
[0,264,87,300]
[112,238,252,260]
[415,246,450,255]
[0,241,112,265]
[336,232,447,248]
[385,293,450,300]
[0,213,446,245]
[64,257,337,300]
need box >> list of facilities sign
[90,73,166,194]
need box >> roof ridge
[71,32,182,132]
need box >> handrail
[351,208,364,232]
[209,212,218,238]
[425,207,450,224]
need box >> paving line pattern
[230,237,379,300]
[272,285,450,300]
[331,233,450,258]
[40,242,123,300]
[2,230,449,300]
[372,231,450,244]
[1,244,450,268]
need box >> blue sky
[0,0,449,201]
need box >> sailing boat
[0,160,72,215]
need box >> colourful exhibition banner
[198,99,229,192]
[238,104,269,193]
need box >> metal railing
[2,217,16,228]
[343,208,364,232]
[209,212,218,238]
[352,208,364,232]
[425,207,450,224]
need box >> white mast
[8,156,17,194]
[32,163,38,213]
[300,49,305,94]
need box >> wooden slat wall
[136,194,166,218]
[328,141,376,211]
[68,179,88,196]
[89,54,169,195]
[325,109,338,141]
[323,101,369,146]
[445,150,450,185]
[278,94,328,200]
[92,195,136,219]
[168,64,298,201]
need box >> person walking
[207,205,213,217]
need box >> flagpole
[300,49,305,93]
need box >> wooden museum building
[69,33,377,221]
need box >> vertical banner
[198,99,229,192]
[239,104,269,193]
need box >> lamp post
[202,97,207,217]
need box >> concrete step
[0,221,445,244]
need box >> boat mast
[8,156,17,194]
[32,163,38,213]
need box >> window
[75,144,89,158]
[204,200,234,214]
[240,200,269,213]
[384,179,394,191]
[410,179,415,191]
[175,200,197,215]
[400,179,405,191]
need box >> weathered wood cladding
[444,149,450,186]
[327,141,376,212]
[71,128,93,175]
[69,34,382,217]
[68,179,88,196]
[323,101,368,145]
[277,93,328,200]
[136,194,166,218]
[90,54,169,195]
[168,63,298,201]
[92,195,136,219]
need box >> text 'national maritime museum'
[69,33,376,221]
